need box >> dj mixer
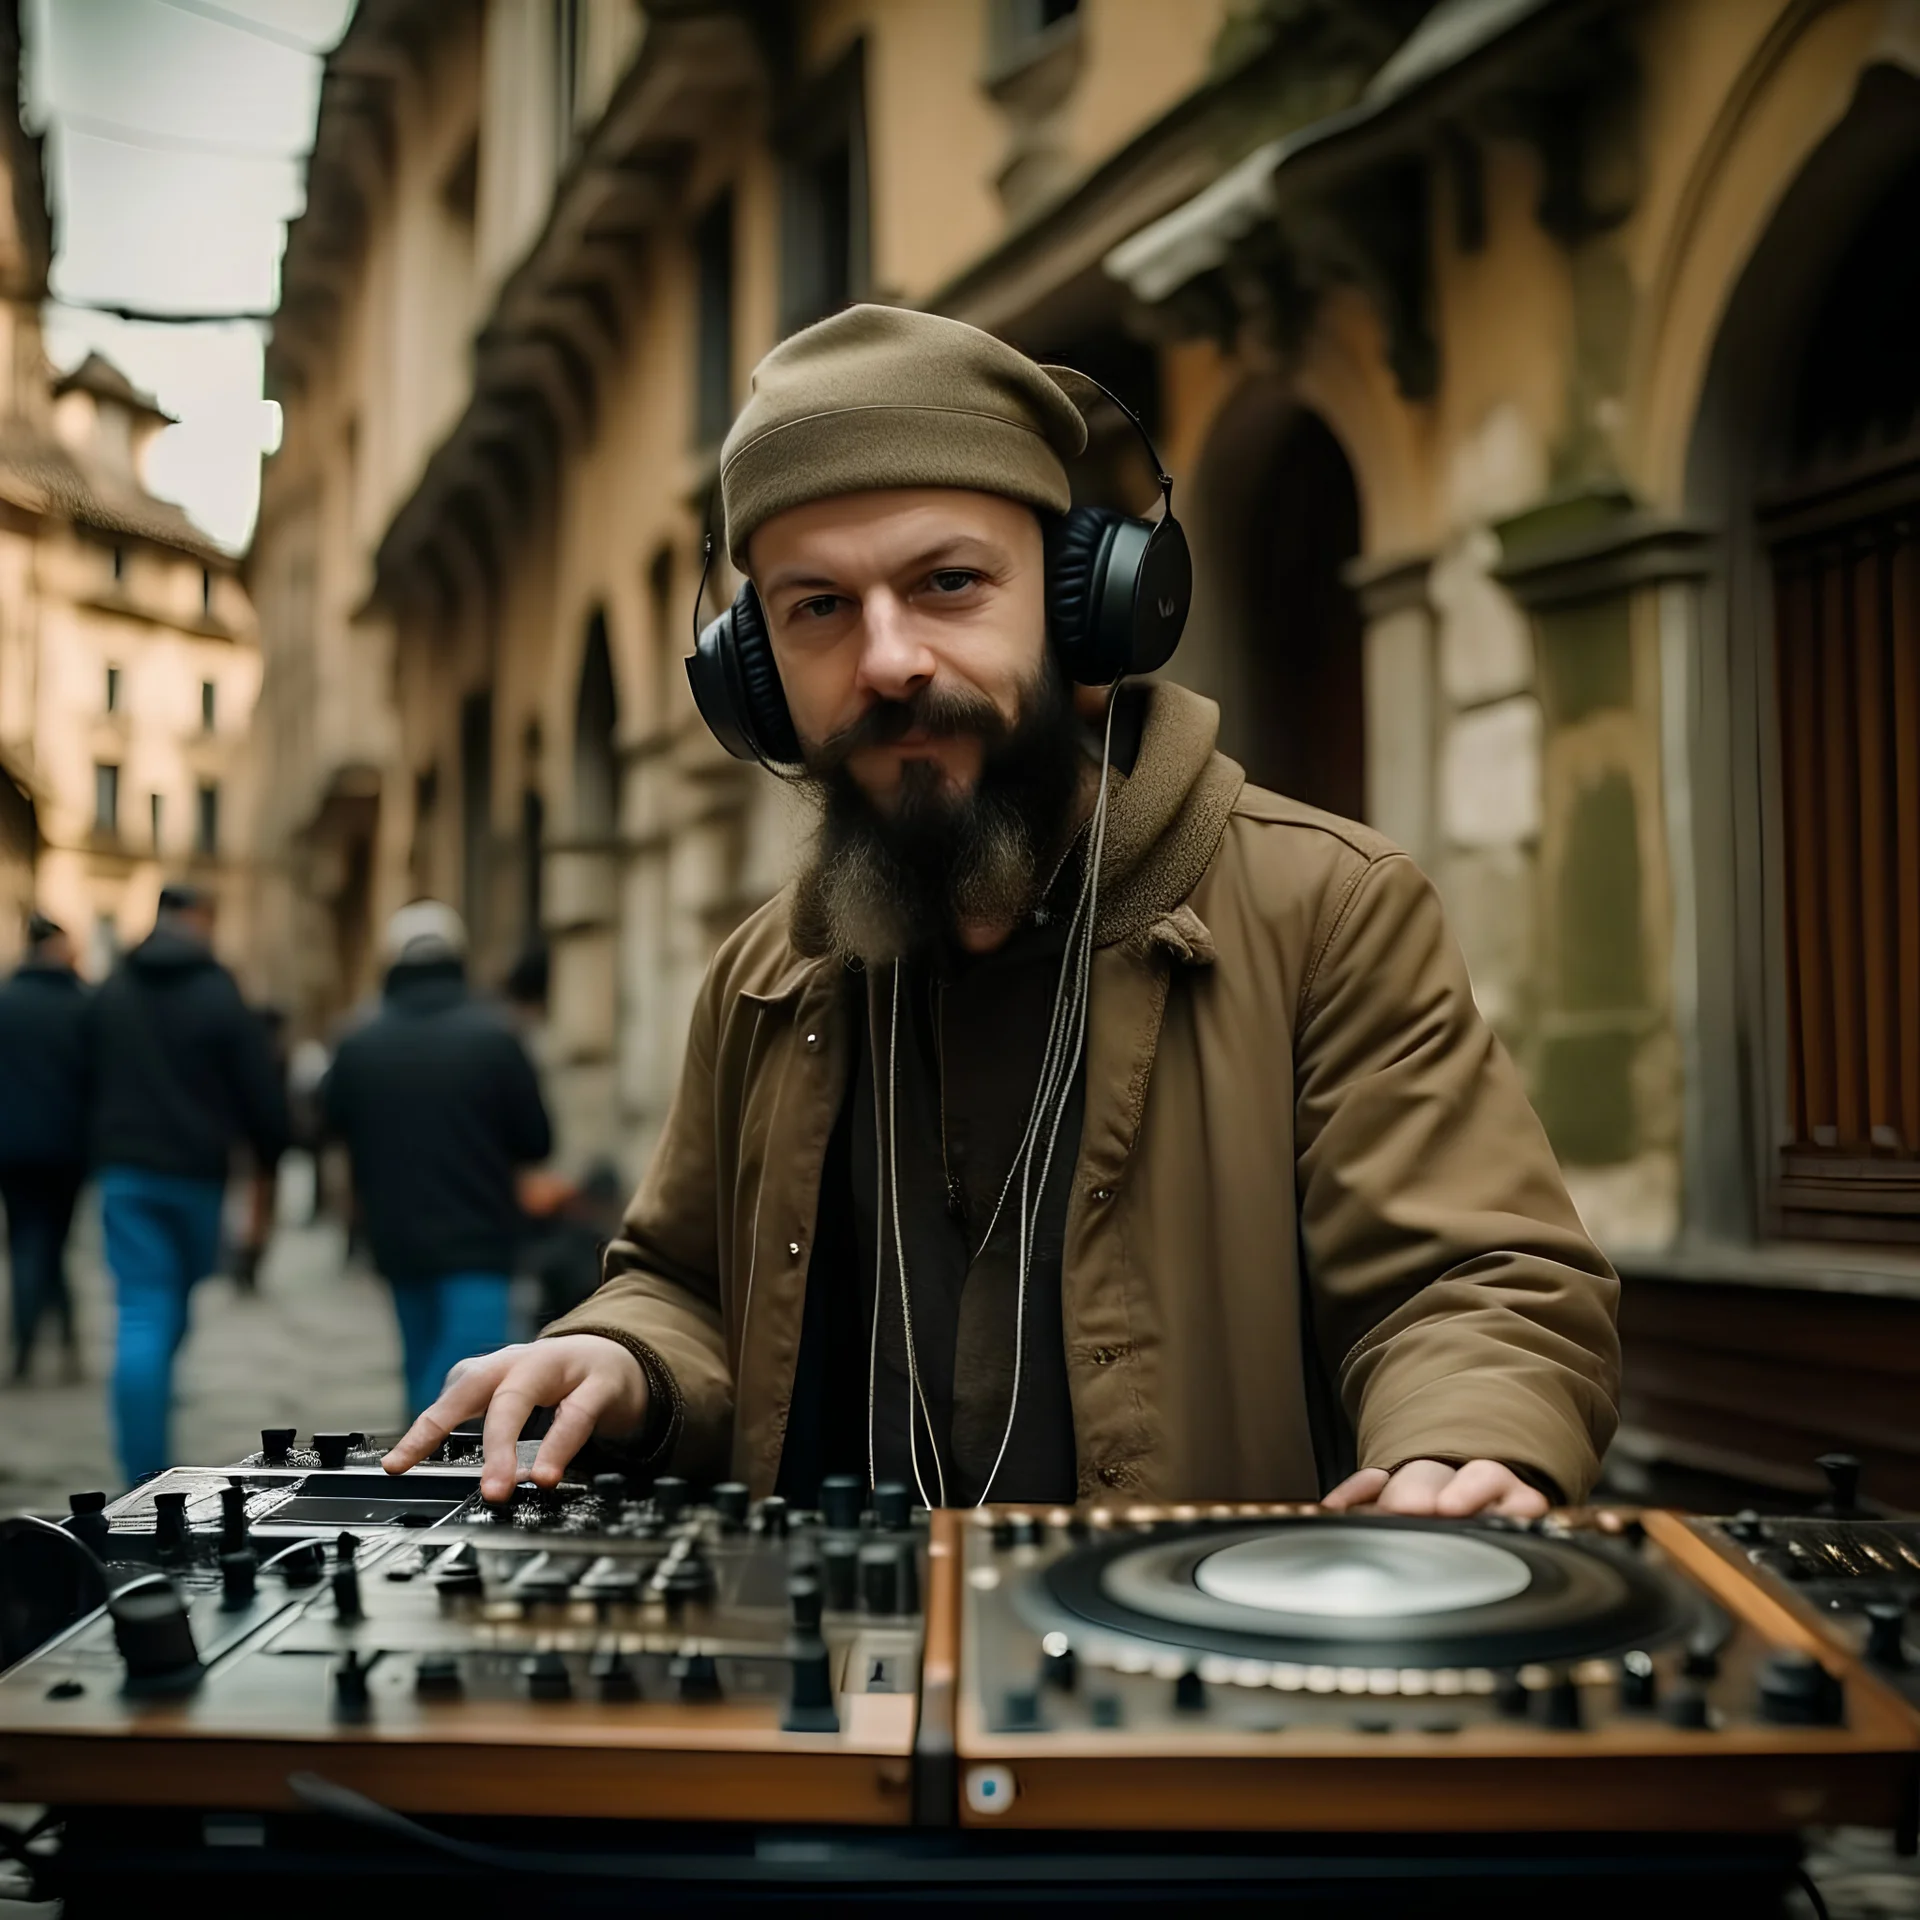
[2,1435,1917,1912]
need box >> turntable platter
[1190,1527,1533,1619]
[1039,1517,1699,1669]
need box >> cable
[1793,1866,1831,1920]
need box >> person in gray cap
[387,305,1618,1519]
[323,901,552,1415]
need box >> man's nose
[853,592,936,702]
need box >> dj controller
[1,1434,1917,1913]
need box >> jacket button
[1091,1187,1114,1203]
[1096,1464,1125,1487]
[803,1032,821,1050]
[788,1241,802,1259]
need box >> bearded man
[384,306,1619,1520]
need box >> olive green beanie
[720,304,1089,568]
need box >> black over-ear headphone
[684,372,1192,769]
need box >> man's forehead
[749,488,1035,587]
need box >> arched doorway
[1193,386,1365,816]
[574,609,618,838]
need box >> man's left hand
[1320,1459,1548,1519]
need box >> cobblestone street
[0,1178,407,1516]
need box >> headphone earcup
[1044,505,1191,685]
[1044,506,1121,684]
[728,582,801,765]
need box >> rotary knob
[819,1475,865,1532]
[313,1432,355,1471]
[1864,1602,1909,1670]
[332,1533,364,1623]
[333,1649,372,1720]
[872,1482,912,1532]
[415,1652,462,1698]
[712,1482,750,1529]
[219,1482,251,1552]
[259,1428,295,1465]
[782,1575,838,1734]
[1816,1453,1863,1516]
[1619,1650,1657,1711]
[756,1495,790,1539]
[1543,1675,1583,1731]
[152,1489,190,1556]
[592,1649,641,1701]
[651,1476,689,1523]
[66,1490,109,1557]
[673,1650,722,1702]
[592,1473,629,1507]
[1173,1668,1207,1714]
[110,1574,201,1689]
[820,1537,859,1612]
[523,1650,572,1701]
[1757,1651,1845,1727]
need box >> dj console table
[1,1434,1916,1914]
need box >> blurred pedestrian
[91,882,289,1481]
[322,901,552,1417]
[0,913,90,1381]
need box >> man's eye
[926,569,981,595]
[792,595,844,621]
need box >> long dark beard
[790,654,1085,964]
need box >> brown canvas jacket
[545,683,1621,1504]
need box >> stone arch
[1185,375,1365,816]
[573,606,619,839]
[1677,50,1920,1240]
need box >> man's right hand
[381,1335,650,1503]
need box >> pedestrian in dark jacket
[323,901,552,1416]
[92,882,289,1480]
[0,914,90,1380]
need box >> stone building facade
[253,0,1920,1502]
[0,4,260,976]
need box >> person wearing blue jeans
[323,903,553,1421]
[89,885,289,1483]
[390,1272,513,1421]
[98,1166,227,1481]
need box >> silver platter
[1190,1526,1534,1620]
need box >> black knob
[1817,1452,1862,1515]
[261,1538,323,1588]
[1495,1671,1531,1718]
[1173,1668,1207,1713]
[445,1430,482,1461]
[592,1649,641,1701]
[859,1540,901,1616]
[218,1483,251,1552]
[1010,1514,1042,1549]
[782,1575,839,1734]
[1726,1510,1769,1546]
[789,1573,824,1634]
[889,1540,920,1616]
[990,1517,1016,1552]
[660,1546,714,1603]
[333,1563,363,1623]
[523,1650,572,1700]
[821,1537,859,1612]
[260,1428,295,1465]
[1757,1651,1845,1727]
[674,1650,722,1701]
[66,1490,109,1556]
[313,1432,354,1471]
[872,1482,912,1532]
[432,1542,482,1599]
[1664,1688,1712,1730]
[651,1476,689,1522]
[1041,1636,1078,1692]
[756,1495,790,1539]
[219,1547,257,1609]
[415,1652,462,1697]
[1619,1650,1657,1711]
[711,1482,750,1529]
[333,1649,371,1719]
[1682,1633,1721,1680]
[1865,1602,1909,1669]
[819,1475,865,1531]
[592,1473,629,1506]
[1543,1675,1583,1730]
[110,1574,201,1687]
[152,1490,190,1556]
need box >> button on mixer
[819,1475,865,1532]
[523,1651,572,1701]
[673,1650,722,1702]
[415,1653,462,1698]
[313,1432,355,1471]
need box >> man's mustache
[807,684,1009,776]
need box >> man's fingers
[481,1377,544,1502]
[530,1381,612,1488]
[1433,1459,1520,1517]
[383,1358,509,1475]
[1320,1468,1388,1511]
[1492,1479,1551,1519]
[1373,1460,1454,1515]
